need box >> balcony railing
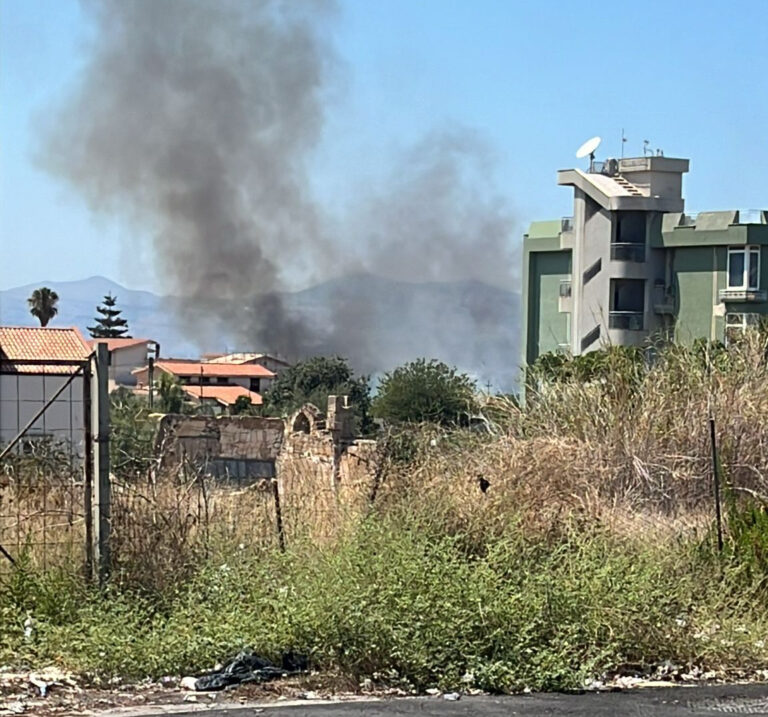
[609,311,644,331]
[611,243,645,262]
[719,288,768,302]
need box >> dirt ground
[4,666,768,717]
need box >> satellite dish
[576,136,602,159]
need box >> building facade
[523,155,768,365]
[0,326,90,454]
[88,337,158,388]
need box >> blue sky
[2,0,767,292]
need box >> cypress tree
[88,293,131,338]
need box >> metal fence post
[83,359,94,579]
[709,416,724,554]
[92,344,111,584]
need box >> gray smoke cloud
[39,0,520,385]
[39,0,338,353]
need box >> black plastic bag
[195,650,307,691]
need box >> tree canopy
[89,293,131,338]
[263,356,371,432]
[27,287,59,327]
[372,358,477,426]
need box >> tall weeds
[3,337,768,690]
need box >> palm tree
[27,287,60,327]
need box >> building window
[728,246,760,290]
[249,378,261,392]
[725,312,760,345]
[611,211,646,262]
[609,279,645,330]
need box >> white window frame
[727,246,761,290]
[725,312,760,345]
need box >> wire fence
[3,390,768,584]
[0,360,90,572]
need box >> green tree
[88,292,131,338]
[372,358,477,426]
[530,345,646,385]
[156,372,186,414]
[27,287,59,327]
[110,388,156,479]
[231,395,260,416]
[263,356,372,432]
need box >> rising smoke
[39,0,519,384]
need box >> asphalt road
[142,684,768,717]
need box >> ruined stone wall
[276,430,379,540]
[155,404,380,539]
[156,414,284,481]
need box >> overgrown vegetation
[372,358,477,426]
[263,356,372,432]
[5,335,768,692]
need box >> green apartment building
[523,155,768,365]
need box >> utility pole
[92,342,111,585]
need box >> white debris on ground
[585,665,768,692]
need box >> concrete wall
[110,344,149,386]
[524,250,571,364]
[155,414,285,481]
[0,373,85,455]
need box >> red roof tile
[0,326,91,374]
[181,385,263,406]
[151,360,275,379]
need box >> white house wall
[0,374,86,457]
[110,344,149,386]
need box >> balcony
[611,243,645,262]
[609,311,644,331]
[719,288,768,302]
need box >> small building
[88,337,158,389]
[0,326,91,453]
[133,358,276,412]
[523,153,768,364]
[203,352,290,375]
[180,384,264,415]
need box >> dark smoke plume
[40,0,520,383]
[39,0,338,354]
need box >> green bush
[2,512,767,690]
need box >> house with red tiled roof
[133,359,276,413]
[202,352,290,375]
[88,337,158,388]
[0,326,91,452]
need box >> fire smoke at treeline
[39,0,518,380]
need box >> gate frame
[0,346,110,583]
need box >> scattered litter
[1,702,25,715]
[425,688,440,696]
[298,691,319,700]
[183,694,198,703]
[443,692,461,701]
[22,617,33,642]
[191,650,308,692]
[180,676,198,691]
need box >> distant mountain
[0,276,198,356]
[0,275,522,390]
